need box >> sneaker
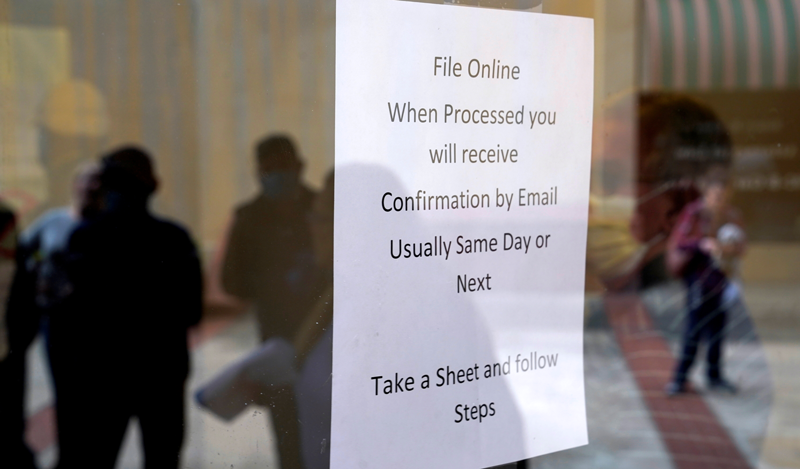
[708,378,738,394]
[664,381,687,397]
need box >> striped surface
[643,0,800,90]
[605,294,752,469]
[0,0,200,232]
[0,0,336,248]
[193,0,335,245]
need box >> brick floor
[605,294,751,469]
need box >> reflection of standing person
[219,135,317,469]
[0,201,16,360]
[665,167,743,396]
[51,147,202,468]
[0,165,101,468]
[197,173,334,469]
[222,134,318,341]
[19,164,102,314]
[0,203,36,469]
[630,95,732,289]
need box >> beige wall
[742,244,800,284]
[194,0,336,253]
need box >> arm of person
[3,241,43,358]
[666,204,703,277]
[178,231,204,329]
[722,207,747,257]
[220,210,254,301]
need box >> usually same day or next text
[390,233,551,293]
[391,232,551,261]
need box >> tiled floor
[758,342,800,469]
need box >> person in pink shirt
[665,166,745,396]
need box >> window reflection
[0,1,797,468]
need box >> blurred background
[0,0,798,468]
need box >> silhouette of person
[197,173,334,469]
[22,163,103,319]
[630,95,732,289]
[221,134,319,342]
[0,165,102,469]
[665,166,742,396]
[49,146,202,468]
[0,200,16,360]
[0,202,37,469]
[215,135,320,469]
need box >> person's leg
[0,353,36,469]
[672,282,704,388]
[138,378,186,469]
[254,386,302,468]
[53,378,130,469]
[0,267,42,468]
[706,288,736,392]
[706,296,727,381]
[240,339,304,469]
[720,280,756,341]
[269,385,304,469]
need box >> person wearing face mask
[220,134,319,469]
[196,172,333,469]
[222,134,319,343]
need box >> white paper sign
[333,1,593,467]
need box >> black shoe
[664,381,687,397]
[708,378,738,394]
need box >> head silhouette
[99,145,158,211]
[72,162,103,219]
[256,135,303,174]
[638,95,732,185]
[255,135,304,199]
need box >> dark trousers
[0,265,41,469]
[53,371,186,469]
[0,352,36,468]
[673,279,727,385]
[256,385,303,469]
